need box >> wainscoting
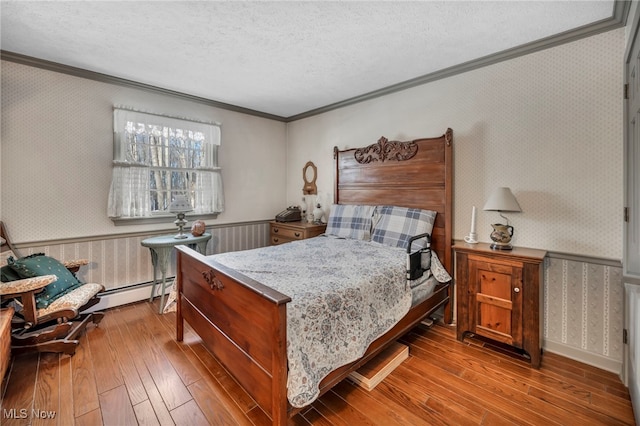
[544,252,624,374]
[14,227,625,374]
[13,220,271,296]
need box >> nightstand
[453,241,546,367]
[269,221,326,245]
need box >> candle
[470,206,477,234]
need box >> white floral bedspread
[210,236,415,408]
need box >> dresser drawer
[269,221,326,246]
[271,235,293,245]
[271,226,305,240]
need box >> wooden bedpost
[271,303,288,425]
[176,249,184,342]
[443,128,454,324]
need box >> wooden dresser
[0,307,14,381]
[269,221,326,245]
[454,242,546,367]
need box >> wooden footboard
[175,245,290,424]
[176,244,450,425]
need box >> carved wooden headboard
[333,128,453,273]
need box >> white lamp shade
[169,195,193,213]
[483,187,522,212]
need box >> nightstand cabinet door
[469,255,523,347]
[454,242,546,368]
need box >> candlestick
[464,205,478,244]
[470,206,477,234]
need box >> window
[108,107,224,219]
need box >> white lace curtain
[108,107,224,218]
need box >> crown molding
[0,50,288,122]
[2,1,630,123]
[288,1,630,122]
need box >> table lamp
[169,195,193,239]
[483,187,521,250]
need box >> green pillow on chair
[8,254,83,309]
[0,264,22,282]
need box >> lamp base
[490,242,513,250]
[489,223,514,251]
[174,216,188,239]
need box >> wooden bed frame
[175,128,453,425]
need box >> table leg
[196,240,208,255]
[148,249,158,302]
[154,247,172,314]
[159,271,168,314]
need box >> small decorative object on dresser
[313,203,324,224]
[454,241,546,367]
[270,221,326,245]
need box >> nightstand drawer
[270,235,294,245]
[269,221,326,246]
[271,226,305,240]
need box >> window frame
[108,106,223,223]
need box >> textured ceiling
[1,1,617,119]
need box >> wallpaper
[287,28,625,260]
[544,256,624,367]
[0,61,287,243]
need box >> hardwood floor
[0,300,635,425]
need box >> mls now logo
[3,408,57,419]
[3,409,27,419]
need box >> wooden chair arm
[62,259,89,271]
[0,274,57,297]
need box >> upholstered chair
[0,222,104,355]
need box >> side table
[141,233,211,313]
[453,241,546,367]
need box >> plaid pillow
[371,206,437,251]
[325,204,375,240]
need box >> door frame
[623,2,640,423]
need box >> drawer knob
[273,228,279,233]
[202,269,224,291]
[514,287,520,293]
[294,232,301,237]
